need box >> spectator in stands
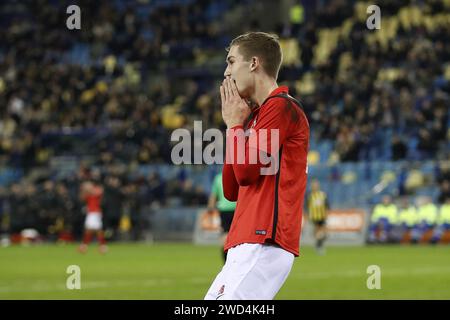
[7,184,23,236]
[431,197,450,244]
[0,0,447,170]
[8,182,38,240]
[410,196,438,244]
[146,172,166,207]
[55,182,76,242]
[0,186,7,240]
[394,197,418,243]
[437,180,450,205]
[368,195,398,243]
[121,180,141,241]
[289,1,305,38]
[37,180,58,239]
[102,175,124,241]
[180,179,208,206]
[391,135,408,161]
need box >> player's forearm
[226,126,266,186]
[232,160,263,186]
[222,162,239,201]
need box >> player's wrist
[226,123,244,129]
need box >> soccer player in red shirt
[205,32,309,300]
[78,171,108,254]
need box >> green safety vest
[438,204,450,225]
[398,207,418,227]
[417,203,438,224]
[371,204,397,223]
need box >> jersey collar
[261,86,289,106]
[251,85,289,114]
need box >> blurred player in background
[306,179,329,255]
[78,170,108,254]
[207,171,236,263]
[205,32,309,300]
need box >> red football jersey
[85,185,103,214]
[223,86,309,256]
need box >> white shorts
[204,243,294,300]
[84,213,103,230]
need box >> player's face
[224,45,254,99]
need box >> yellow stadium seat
[280,38,301,66]
[307,150,320,165]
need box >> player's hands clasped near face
[220,76,251,128]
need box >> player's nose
[224,67,231,78]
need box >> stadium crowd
[0,0,449,241]
[1,0,448,168]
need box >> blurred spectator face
[311,180,320,192]
[107,176,120,188]
[183,179,194,191]
[56,183,67,195]
[78,166,90,180]
[382,195,391,205]
[400,197,409,208]
[25,184,36,195]
[91,169,102,184]
[11,184,21,195]
[43,180,54,192]
[423,196,432,205]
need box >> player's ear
[250,57,258,72]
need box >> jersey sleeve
[251,98,296,155]
[225,98,299,186]
[222,161,239,201]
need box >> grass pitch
[0,243,449,299]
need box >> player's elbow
[236,177,253,186]
[224,191,238,202]
[235,171,259,186]
[223,186,238,201]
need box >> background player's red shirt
[223,86,309,256]
[85,185,103,214]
